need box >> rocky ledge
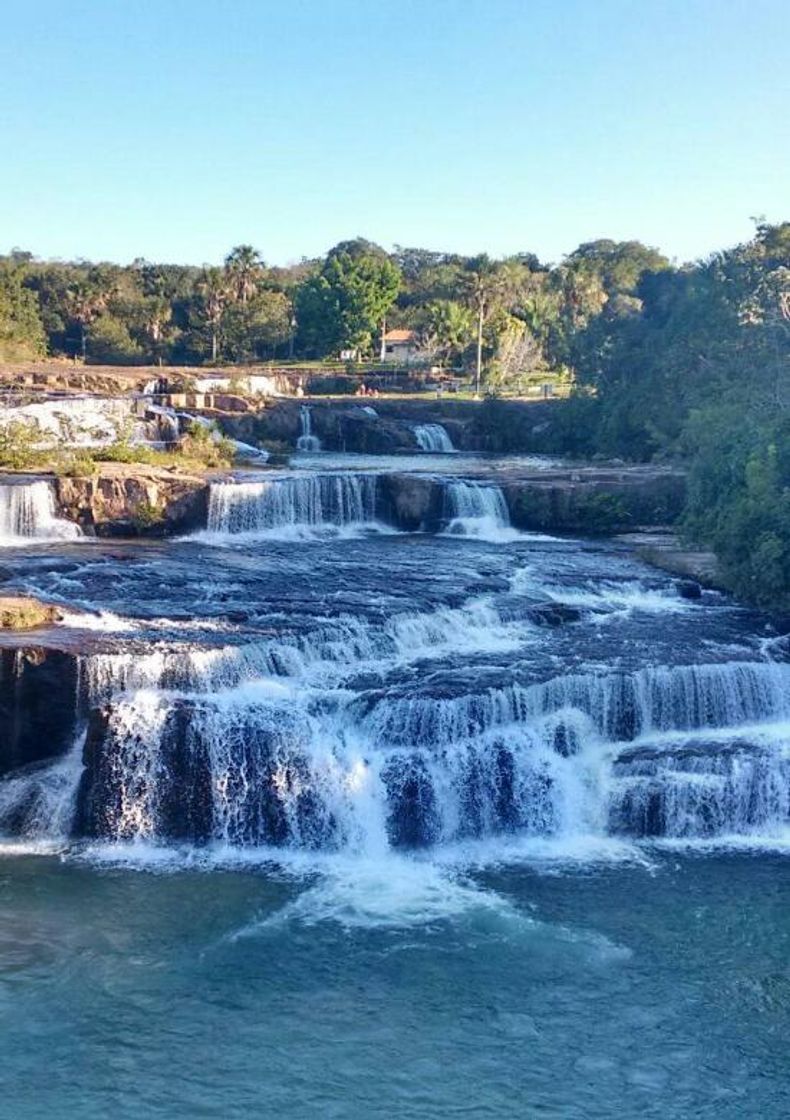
[503,467,687,534]
[379,467,687,535]
[0,596,63,630]
[0,640,81,775]
[55,464,209,537]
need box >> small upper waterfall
[442,481,516,540]
[414,423,454,452]
[0,480,81,546]
[296,406,322,452]
[206,474,382,538]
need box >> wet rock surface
[0,646,80,775]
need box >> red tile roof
[383,329,416,343]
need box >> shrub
[0,421,50,469]
[132,499,165,531]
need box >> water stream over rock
[2,454,790,1117]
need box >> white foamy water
[510,568,694,616]
[442,480,521,541]
[3,396,137,447]
[3,462,790,881]
[296,405,322,452]
[0,480,81,546]
[199,474,390,542]
[414,423,454,453]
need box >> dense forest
[1,224,789,605]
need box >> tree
[487,315,544,392]
[222,290,292,361]
[0,259,46,360]
[85,315,144,365]
[462,255,510,395]
[418,300,473,367]
[224,245,265,304]
[295,239,401,358]
[565,239,670,296]
[196,268,230,362]
[65,276,114,360]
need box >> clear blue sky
[1,0,788,267]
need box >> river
[1,451,789,1117]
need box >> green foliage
[131,499,165,531]
[86,315,144,365]
[566,221,790,605]
[221,291,291,361]
[295,240,401,358]
[0,260,46,359]
[417,300,473,366]
[0,420,49,469]
[178,421,236,467]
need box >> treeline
[566,221,790,608]
[0,237,669,383]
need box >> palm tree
[463,255,508,396]
[224,245,265,305]
[422,300,473,367]
[142,295,172,363]
[198,268,230,362]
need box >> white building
[380,328,418,364]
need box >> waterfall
[0,735,85,844]
[442,481,516,541]
[609,734,790,839]
[0,481,81,546]
[414,423,454,452]
[47,658,790,850]
[5,396,137,448]
[205,474,382,539]
[8,632,790,850]
[296,406,322,452]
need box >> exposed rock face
[55,465,209,537]
[618,532,722,590]
[504,469,686,534]
[379,474,441,531]
[0,646,80,775]
[320,409,417,453]
[216,401,422,453]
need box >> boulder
[379,474,441,531]
[0,596,62,630]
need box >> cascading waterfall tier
[296,406,322,452]
[442,480,515,540]
[0,480,81,546]
[4,486,790,855]
[6,632,790,850]
[206,473,382,538]
[414,423,454,452]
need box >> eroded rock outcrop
[504,468,686,534]
[55,464,209,537]
[0,596,62,630]
[380,474,442,531]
